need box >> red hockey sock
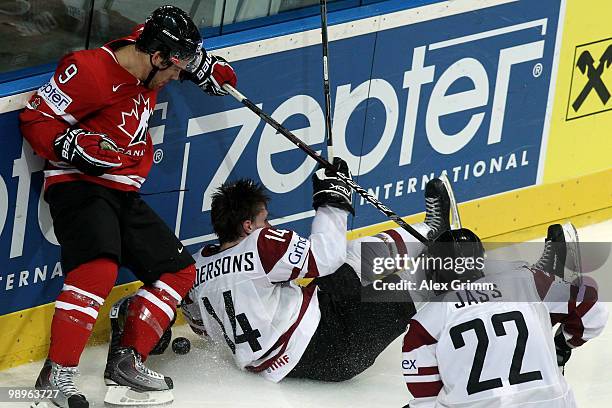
[121,265,196,360]
[48,258,118,366]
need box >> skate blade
[439,173,461,230]
[104,386,173,406]
[561,222,583,284]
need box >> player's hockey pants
[288,263,415,381]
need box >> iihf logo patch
[117,94,153,146]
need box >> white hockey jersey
[182,207,347,382]
[402,262,608,408]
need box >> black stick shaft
[320,0,334,160]
[223,84,428,244]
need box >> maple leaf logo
[117,94,153,147]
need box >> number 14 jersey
[182,207,348,382]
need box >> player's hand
[53,128,122,176]
[554,327,572,371]
[312,157,354,215]
[188,52,237,96]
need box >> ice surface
[1,221,610,407]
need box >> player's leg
[289,178,453,381]
[35,182,122,408]
[288,276,415,381]
[103,195,195,399]
[344,177,453,360]
[345,177,452,286]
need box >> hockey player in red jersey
[19,5,237,408]
[182,159,454,382]
[401,224,608,408]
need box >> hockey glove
[53,127,122,176]
[312,157,354,215]
[187,51,237,96]
[554,327,572,371]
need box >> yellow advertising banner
[544,0,612,182]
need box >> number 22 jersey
[401,262,607,407]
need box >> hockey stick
[320,0,334,161]
[223,84,428,244]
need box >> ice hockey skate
[102,297,174,406]
[533,222,582,283]
[423,176,454,240]
[30,359,88,408]
[103,347,173,406]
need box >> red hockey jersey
[19,25,157,192]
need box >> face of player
[251,205,271,231]
[243,204,271,235]
[147,52,190,90]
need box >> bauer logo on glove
[53,127,122,176]
[186,51,237,96]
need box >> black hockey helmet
[136,5,203,69]
[426,228,485,290]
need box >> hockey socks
[49,258,118,366]
[120,265,196,360]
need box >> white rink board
[0,221,610,407]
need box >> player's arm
[257,158,353,283]
[530,268,608,361]
[257,221,344,283]
[309,157,354,275]
[184,48,237,96]
[19,54,121,175]
[402,318,442,408]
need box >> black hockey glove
[53,127,122,176]
[554,327,572,371]
[185,51,237,96]
[312,157,354,215]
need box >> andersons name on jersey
[195,252,255,286]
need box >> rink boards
[0,0,610,369]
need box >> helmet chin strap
[143,55,160,88]
[144,54,174,87]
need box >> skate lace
[51,364,81,398]
[135,355,164,380]
[424,197,442,231]
[534,240,552,270]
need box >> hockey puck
[172,337,191,355]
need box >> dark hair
[211,178,270,244]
